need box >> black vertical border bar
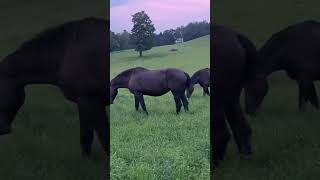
[106,0,111,179]
[210,0,214,179]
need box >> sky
[110,0,210,33]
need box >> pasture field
[0,1,107,180]
[213,0,320,179]
[110,36,210,179]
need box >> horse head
[110,84,118,104]
[186,85,194,98]
[245,76,268,115]
[0,79,25,135]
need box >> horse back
[261,21,320,75]
[128,70,168,93]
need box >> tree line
[110,20,210,52]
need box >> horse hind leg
[180,93,189,112]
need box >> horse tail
[237,33,259,82]
[184,72,191,88]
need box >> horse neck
[0,48,61,86]
[258,39,284,79]
[190,75,199,87]
[255,56,282,79]
[111,75,130,89]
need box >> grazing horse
[245,20,320,114]
[212,24,257,166]
[0,17,109,157]
[186,68,210,98]
[110,67,190,114]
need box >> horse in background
[245,20,320,114]
[186,68,210,98]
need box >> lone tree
[131,11,155,57]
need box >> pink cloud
[110,0,210,33]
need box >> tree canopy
[110,14,210,53]
[131,11,156,57]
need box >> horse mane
[259,20,319,57]
[111,67,148,86]
[191,68,208,84]
[259,29,288,58]
[117,67,147,77]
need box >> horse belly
[142,89,169,96]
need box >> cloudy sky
[110,0,210,33]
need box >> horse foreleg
[205,86,210,96]
[77,97,95,156]
[134,94,140,111]
[212,99,230,167]
[298,81,307,111]
[308,82,319,109]
[90,98,110,179]
[77,96,109,157]
[138,93,148,115]
[173,94,182,114]
[225,101,252,156]
[93,102,108,155]
[180,93,189,111]
[298,80,319,110]
[203,87,206,96]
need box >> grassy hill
[0,1,106,180]
[110,36,210,179]
[213,1,320,179]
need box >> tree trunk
[139,51,142,57]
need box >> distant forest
[110,21,210,52]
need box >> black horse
[186,68,210,98]
[246,20,320,114]
[110,67,190,114]
[0,17,109,157]
[212,24,257,166]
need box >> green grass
[0,1,106,180]
[110,36,210,179]
[213,0,320,179]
